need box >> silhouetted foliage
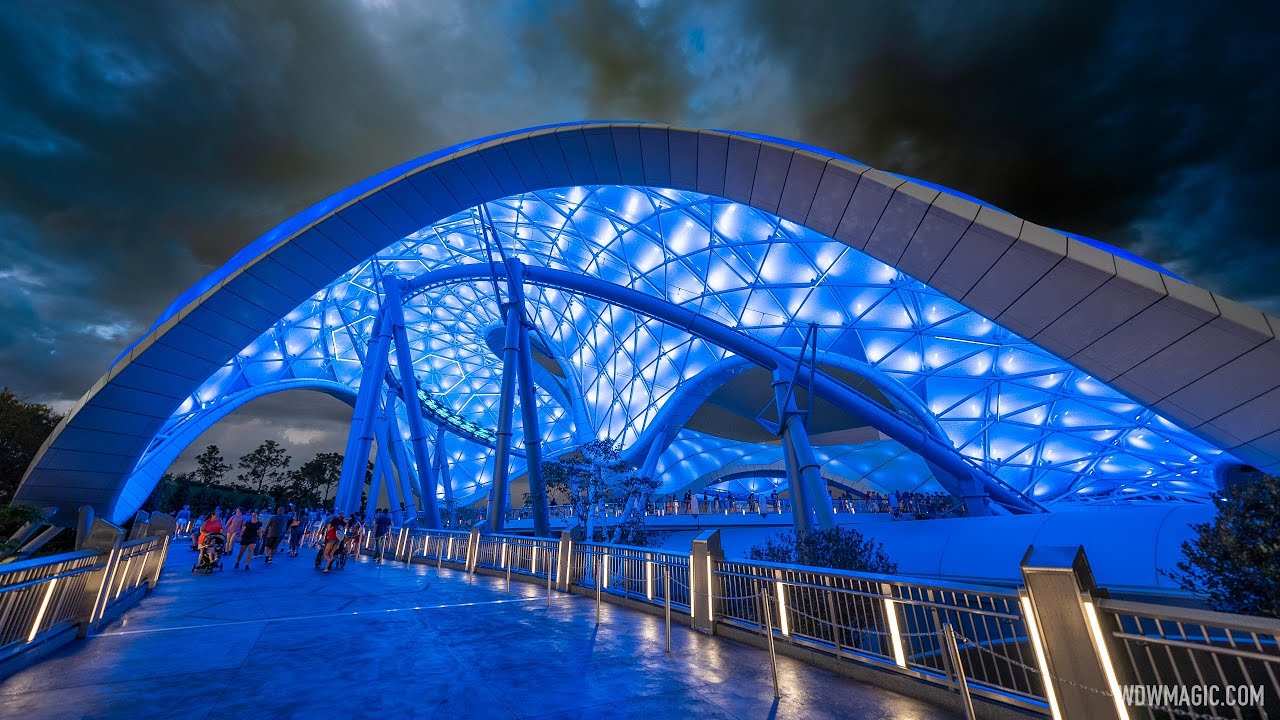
[192,445,232,486]
[0,388,62,504]
[749,527,898,574]
[237,440,291,494]
[287,452,343,507]
[1167,474,1280,618]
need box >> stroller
[193,533,225,574]
[314,537,349,571]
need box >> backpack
[333,527,345,541]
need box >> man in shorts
[263,506,289,564]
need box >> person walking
[288,506,306,557]
[235,511,263,569]
[175,505,191,533]
[373,508,392,562]
[223,508,245,561]
[321,516,345,573]
[263,506,288,564]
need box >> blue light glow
[141,186,1228,505]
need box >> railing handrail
[480,532,557,544]
[713,566,1022,620]
[575,540,677,557]
[1097,596,1280,636]
[0,558,102,595]
[399,527,471,537]
[0,549,99,577]
[724,556,1023,598]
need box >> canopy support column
[487,299,521,534]
[772,370,836,532]
[435,424,453,524]
[509,260,550,537]
[384,280,441,529]
[372,419,404,525]
[384,393,424,516]
[383,394,423,522]
[336,307,393,513]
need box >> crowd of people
[182,504,398,574]
[521,488,962,521]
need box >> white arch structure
[17,122,1279,524]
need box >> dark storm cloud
[0,0,1276,462]
[0,0,573,406]
[170,390,352,475]
[734,1,1280,307]
[520,0,695,121]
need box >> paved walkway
[0,540,956,720]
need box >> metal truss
[136,186,1230,507]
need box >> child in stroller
[192,512,226,574]
[194,533,225,573]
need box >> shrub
[749,526,897,574]
[1168,473,1280,618]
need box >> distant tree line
[145,442,346,514]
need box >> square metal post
[77,518,124,637]
[1020,545,1135,720]
[555,531,573,592]
[690,529,722,634]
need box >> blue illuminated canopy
[154,186,1225,506]
[19,122,1277,524]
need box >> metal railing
[107,535,167,605]
[569,542,691,611]
[712,559,1048,712]
[0,528,172,668]
[365,528,1280,718]
[1099,598,1280,719]
[0,551,101,662]
[473,533,559,579]
[503,496,960,522]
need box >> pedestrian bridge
[2,518,1277,719]
[0,534,953,720]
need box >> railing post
[145,512,176,589]
[76,519,124,637]
[760,587,781,699]
[690,529,722,635]
[126,511,150,541]
[466,527,481,574]
[555,531,572,592]
[1020,545,1134,720]
[664,566,672,653]
[942,623,976,720]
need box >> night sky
[2,1,1278,471]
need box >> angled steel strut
[401,263,1045,516]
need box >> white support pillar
[383,279,442,528]
[336,308,393,513]
[488,300,521,533]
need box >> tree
[0,504,50,560]
[237,440,292,495]
[749,527,898,574]
[287,452,344,508]
[1167,474,1280,618]
[542,438,658,545]
[0,388,63,504]
[193,445,232,486]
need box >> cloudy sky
[2,1,1277,473]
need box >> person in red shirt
[320,516,345,573]
[198,512,223,547]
